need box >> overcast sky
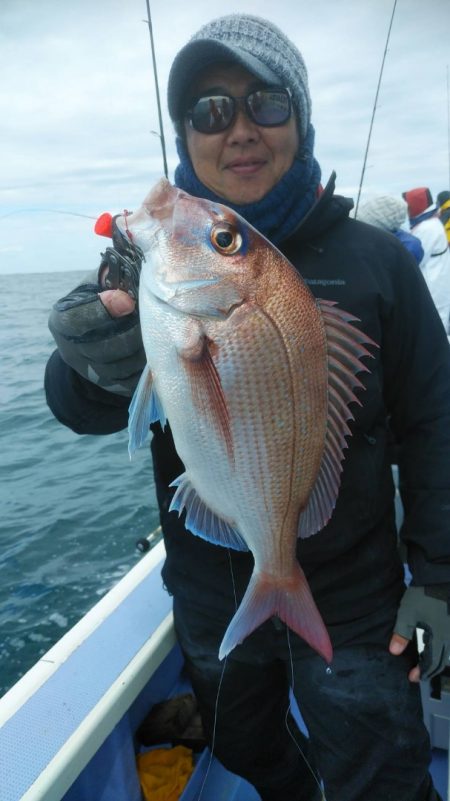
[1,0,449,274]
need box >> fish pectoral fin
[169,473,248,552]
[218,564,333,663]
[297,299,377,539]
[128,364,167,456]
[178,337,233,460]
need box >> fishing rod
[354,0,398,217]
[447,65,450,189]
[144,0,169,179]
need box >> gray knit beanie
[167,14,311,140]
[357,195,408,232]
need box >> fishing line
[196,655,228,801]
[196,550,238,801]
[285,627,327,801]
[0,208,97,221]
[227,548,238,610]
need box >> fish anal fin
[169,473,248,552]
[179,337,233,460]
[128,365,166,456]
[219,564,333,663]
[298,300,377,539]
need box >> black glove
[48,268,146,397]
[394,585,450,680]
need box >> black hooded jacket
[45,181,450,650]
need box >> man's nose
[226,101,260,142]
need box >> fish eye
[210,222,243,255]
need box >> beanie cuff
[168,39,280,121]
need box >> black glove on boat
[48,268,146,397]
[394,585,450,680]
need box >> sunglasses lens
[188,89,291,133]
[190,96,235,133]
[248,90,291,125]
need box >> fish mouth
[144,271,243,321]
[169,278,219,295]
[144,270,219,306]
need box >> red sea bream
[122,178,374,664]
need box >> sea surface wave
[0,271,159,696]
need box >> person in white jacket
[403,187,450,336]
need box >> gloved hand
[48,267,146,397]
[389,585,450,681]
[97,260,137,317]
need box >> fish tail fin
[218,564,333,664]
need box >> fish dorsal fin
[169,473,249,552]
[298,300,376,539]
[128,364,167,456]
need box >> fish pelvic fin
[218,563,333,664]
[298,300,378,539]
[128,364,166,456]
[169,473,248,552]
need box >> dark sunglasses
[186,87,292,134]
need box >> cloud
[1,0,449,273]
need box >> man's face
[184,63,300,205]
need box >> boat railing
[0,538,175,801]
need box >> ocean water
[0,271,159,697]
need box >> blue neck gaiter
[174,123,321,245]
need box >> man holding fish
[45,14,450,801]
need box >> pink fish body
[123,178,374,663]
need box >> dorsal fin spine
[329,370,362,406]
[328,384,356,420]
[297,300,376,540]
[328,355,366,388]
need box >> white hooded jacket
[411,209,450,335]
